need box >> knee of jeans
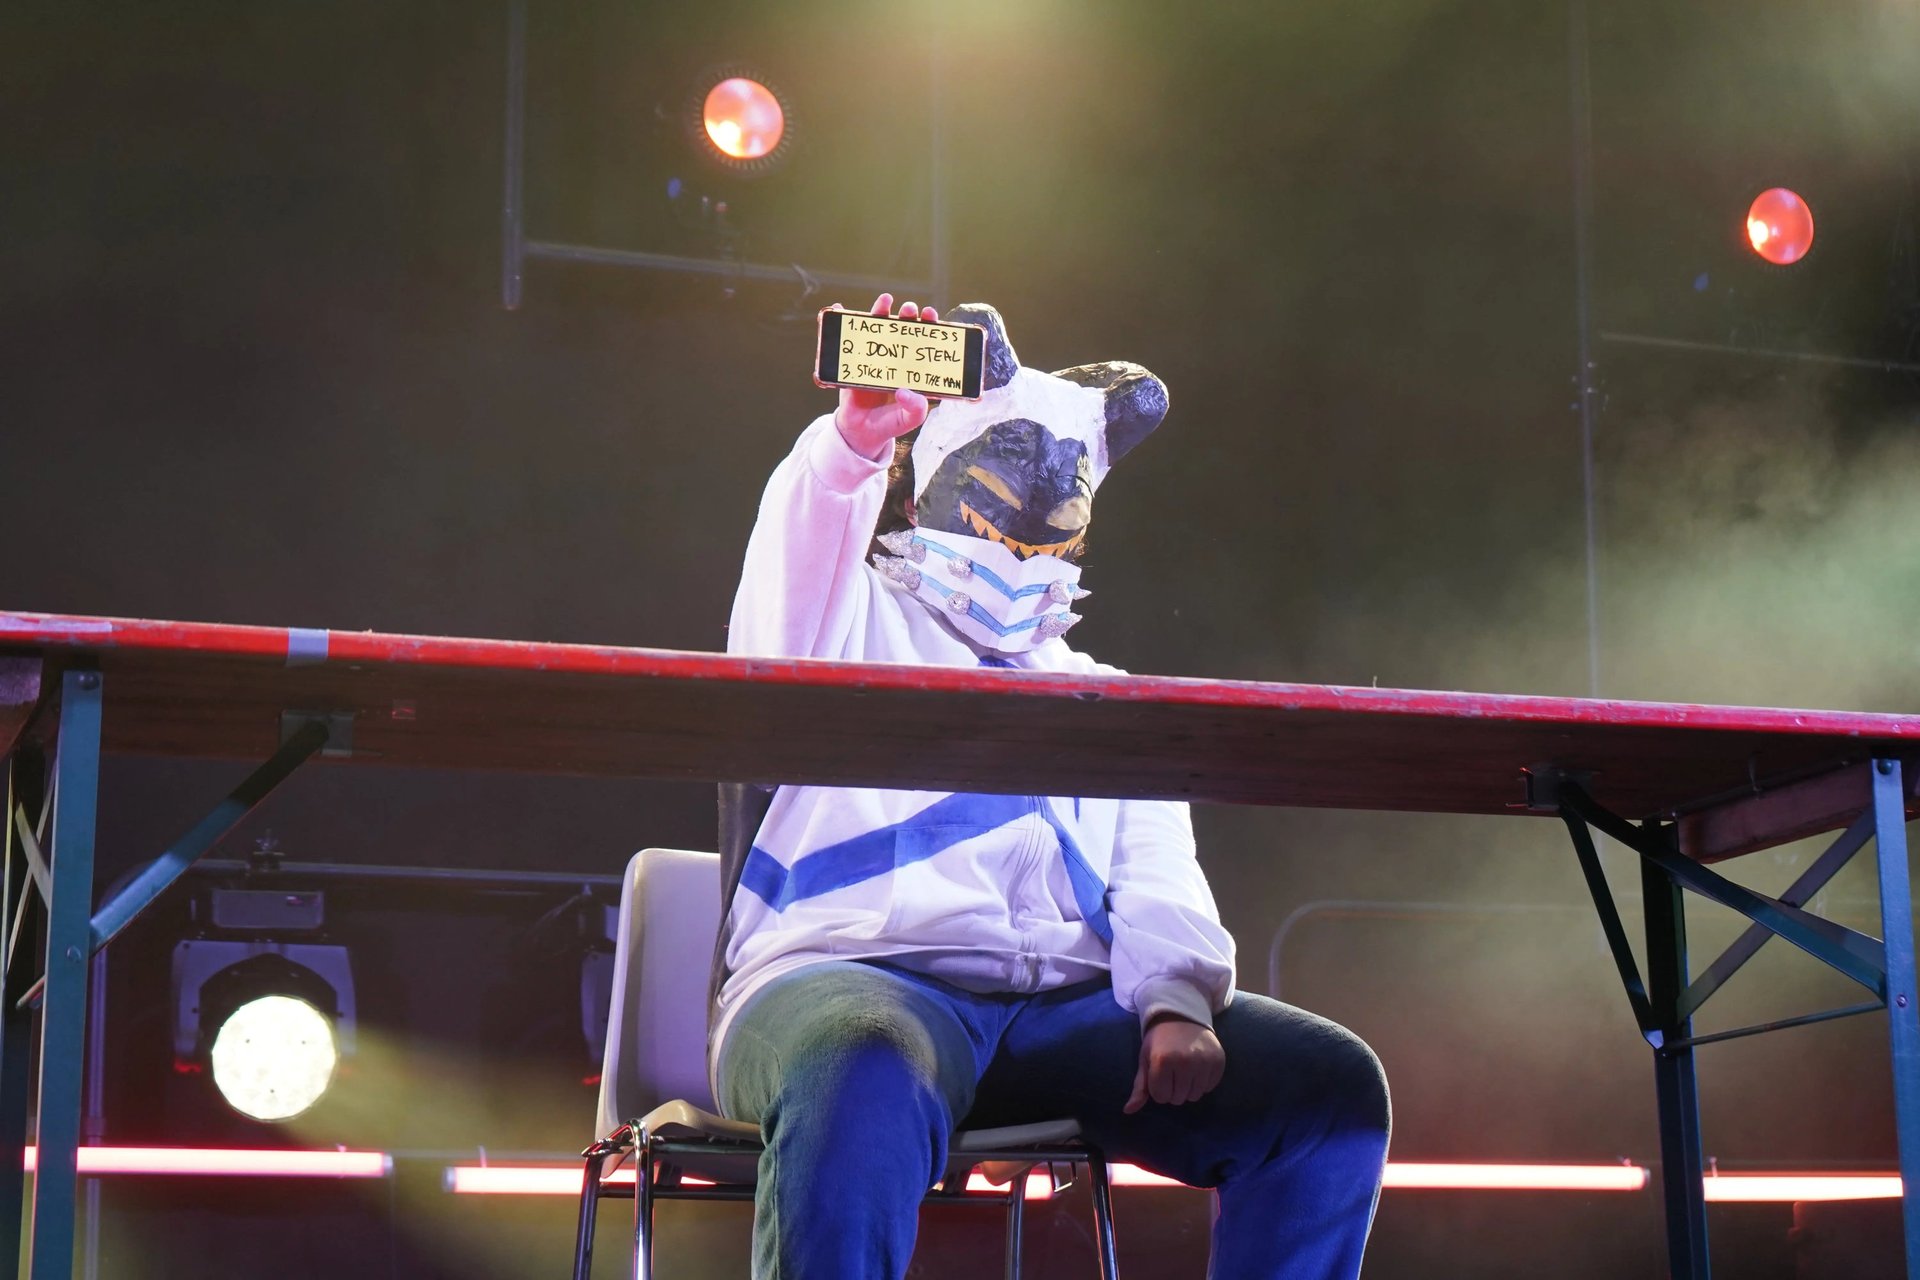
[774,1008,951,1121]
[1317,1024,1392,1145]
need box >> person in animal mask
[715,295,1389,1280]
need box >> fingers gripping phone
[815,308,987,400]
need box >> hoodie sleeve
[1104,797,1238,1032]
[728,414,892,660]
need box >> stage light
[210,994,338,1122]
[579,902,618,1070]
[704,78,783,159]
[172,887,356,1124]
[689,71,792,174]
[1745,187,1814,265]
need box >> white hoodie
[714,413,1236,1064]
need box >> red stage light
[702,77,785,162]
[1745,188,1814,265]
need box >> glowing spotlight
[703,77,785,161]
[210,995,339,1122]
[174,897,356,1125]
[690,72,792,173]
[1745,187,1814,265]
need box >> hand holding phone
[828,294,967,460]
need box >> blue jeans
[716,961,1390,1280]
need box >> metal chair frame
[570,1107,1120,1280]
[578,846,1124,1278]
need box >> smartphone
[815,307,986,400]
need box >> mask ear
[1053,361,1169,467]
[944,302,1019,391]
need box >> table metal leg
[1644,855,1710,1279]
[28,671,102,1280]
[1872,759,1920,1276]
[1556,767,1916,1277]
[0,754,46,1280]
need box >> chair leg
[1002,1174,1026,1280]
[632,1125,655,1280]
[1087,1150,1119,1280]
[573,1148,610,1280]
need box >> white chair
[572,847,1121,1280]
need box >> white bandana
[874,527,1088,654]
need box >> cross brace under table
[1534,762,1920,1279]
[1,669,335,1280]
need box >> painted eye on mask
[966,465,1022,509]
[1045,493,1091,530]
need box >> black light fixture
[659,66,798,253]
[688,67,793,174]
[171,886,355,1123]
[500,0,943,308]
[578,899,619,1072]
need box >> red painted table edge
[5,610,1918,743]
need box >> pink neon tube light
[442,1165,738,1195]
[35,1150,1895,1202]
[980,1163,1650,1200]
[1702,1175,1903,1203]
[25,1147,390,1178]
[444,1161,1652,1198]
[445,1165,623,1195]
[1382,1163,1648,1192]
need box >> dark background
[5,0,1919,1275]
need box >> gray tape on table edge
[286,628,330,667]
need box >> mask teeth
[875,555,922,591]
[1035,612,1081,640]
[948,592,972,614]
[877,530,925,563]
[949,557,974,580]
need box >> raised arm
[727,295,938,659]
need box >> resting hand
[833,292,938,461]
[1123,1014,1226,1113]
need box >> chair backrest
[595,848,722,1140]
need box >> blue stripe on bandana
[917,571,1064,640]
[914,534,1064,602]
[961,595,1054,638]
